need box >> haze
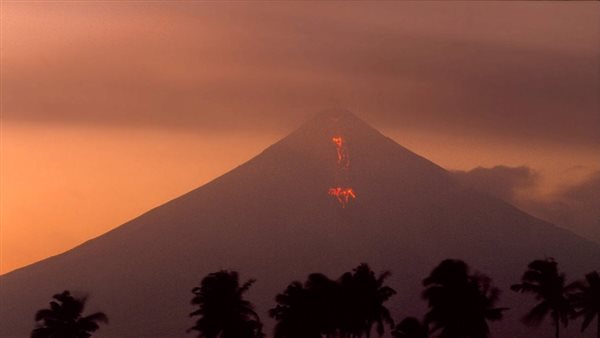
[1,2,599,274]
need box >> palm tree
[270,273,338,338]
[271,265,395,338]
[392,317,428,338]
[511,258,575,338]
[571,271,600,338]
[304,273,342,338]
[31,290,108,338]
[422,259,506,338]
[339,264,396,338]
[188,270,264,338]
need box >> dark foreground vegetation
[31,291,107,338]
[31,258,599,338]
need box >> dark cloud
[452,166,540,201]
[561,171,600,203]
[3,2,599,146]
[454,166,600,243]
[523,171,600,243]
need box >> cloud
[453,166,600,243]
[560,171,600,203]
[3,2,599,146]
[452,166,540,201]
[523,171,600,243]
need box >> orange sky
[1,2,599,274]
[2,123,597,274]
[0,125,279,273]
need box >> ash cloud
[452,166,539,201]
[454,166,600,243]
[524,171,600,243]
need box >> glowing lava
[329,135,355,207]
[328,187,357,208]
[332,136,350,168]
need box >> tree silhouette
[270,273,338,338]
[571,271,600,338]
[31,290,108,338]
[392,317,428,338]
[339,263,396,337]
[271,264,396,338]
[511,258,575,338]
[188,270,264,338]
[422,259,506,338]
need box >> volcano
[1,110,599,337]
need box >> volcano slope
[1,111,599,337]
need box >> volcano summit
[1,110,598,337]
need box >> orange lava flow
[328,187,357,208]
[332,136,349,168]
[332,136,343,148]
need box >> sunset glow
[1,1,598,276]
[2,3,600,337]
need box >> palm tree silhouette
[31,290,108,338]
[270,273,338,338]
[271,265,395,338]
[188,270,264,338]
[304,273,341,337]
[339,263,396,338]
[422,259,506,338]
[571,271,600,338]
[392,317,428,338]
[511,258,575,338]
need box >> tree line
[31,258,599,338]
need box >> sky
[1,1,599,274]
